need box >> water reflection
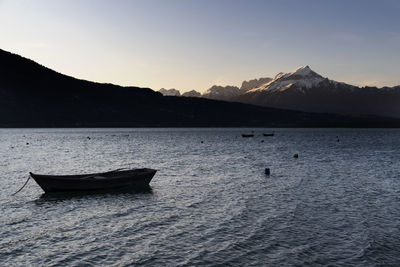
[37,187,154,201]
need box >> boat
[241,134,254,138]
[29,168,157,193]
[263,133,275,136]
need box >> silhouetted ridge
[0,48,399,127]
[233,65,400,118]
[0,48,157,94]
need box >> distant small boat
[29,168,157,193]
[263,133,275,136]
[241,134,254,138]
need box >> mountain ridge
[159,65,400,119]
[234,66,400,118]
[1,48,399,127]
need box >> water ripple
[1,128,400,266]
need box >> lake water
[1,128,400,266]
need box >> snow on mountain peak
[249,66,326,93]
[292,65,312,76]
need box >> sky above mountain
[1,0,399,92]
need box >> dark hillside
[0,49,399,127]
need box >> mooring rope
[11,176,31,196]
[11,168,129,195]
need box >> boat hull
[263,133,274,136]
[30,168,157,193]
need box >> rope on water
[11,168,128,195]
[11,176,31,196]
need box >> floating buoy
[201,141,204,143]
[293,153,299,158]
[87,136,91,140]
[26,142,29,145]
[264,168,270,175]
[261,140,264,143]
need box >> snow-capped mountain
[240,77,272,92]
[201,85,241,101]
[156,66,400,118]
[247,65,350,93]
[182,90,201,97]
[233,66,400,118]
[158,88,181,96]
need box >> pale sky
[1,0,400,92]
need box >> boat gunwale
[30,168,157,180]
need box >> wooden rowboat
[29,168,157,193]
[263,133,275,136]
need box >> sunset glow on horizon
[1,0,399,92]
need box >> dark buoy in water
[293,153,299,158]
[201,141,204,143]
[26,142,29,145]
[87,136,91,140]
[261,140,264,143]
[264,168,270,175]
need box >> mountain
[233,66,400,118]
[158,78,274,101]
[240,77,272,92]
[0,48,399,127]
[158,88,181,96]
[182,90,201,97]
[202,85,241,101]
[198,78,273,101]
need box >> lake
[1,128,400,266]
